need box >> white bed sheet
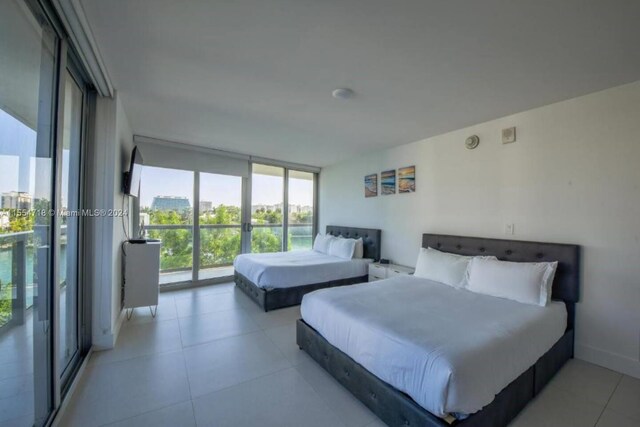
[233,250,372,289]
[301,276,566,418]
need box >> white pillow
[312,234,335,254]
[335,235,364,258]
[328,237,356,259]
[354,237,364,259]
[466,258,558,306]
[413,247,474,288]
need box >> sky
[0,109,37,195]
[2,107,313,211]
[139,165,313,209]
[1,107,74,206]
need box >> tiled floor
[1,287,72,426]
[59,282,640,427]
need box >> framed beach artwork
[381,169,396,195]
[398,166,415,193]
[364,173,378,197]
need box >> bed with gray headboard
[297,233,580,427]
[234,225,381,311]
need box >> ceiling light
[332,88,355,100]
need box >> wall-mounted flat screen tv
[124,146,144,197]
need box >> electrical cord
[121,193,130,241]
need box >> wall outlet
[505,223,515,235]
[502,127,516,144]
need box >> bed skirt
[234,271,369,311]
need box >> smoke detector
[465,135,480,150]
[332,88,355,100]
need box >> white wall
[319,80,640,378]
[86,91,133,349]
[112,93,134,338]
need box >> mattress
[233,250,372,289]
[301,276,566,418]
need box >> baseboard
[575,344,640,379]
[92,309,125,350]
[51,347,94,427]
[113,308,125,343]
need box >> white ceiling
[80,0,640,167]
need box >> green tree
[144,204,308,272]
[0,279,11,326]
[146,209,193,271]
[252,208,282,225]
[201,205,241,225]
[251,228,283,253]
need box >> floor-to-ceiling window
[139,166,194,285]
[251,164,285,253]
[287,170,315,251]
[0,1,57,424]
[0,1,90,424]
[136,156,317,288]
[58,67,86,387]
[198,173,243,280]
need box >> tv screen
[124,146,144,196]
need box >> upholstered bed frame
[234,225,381,311]
[297,234,580,427]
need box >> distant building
[1,191,32,210]
[251,203,312,214]
[289,204,312,214]
[0,211,10,229]
[151,196,191,211]
[251,203,283,214]
[199,201,213,212]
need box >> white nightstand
[368,263,414,282]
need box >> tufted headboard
[422,234,580,330]
[326,226,382,262]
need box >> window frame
[135,160,319,290]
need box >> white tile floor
[59,282,640,427]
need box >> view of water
[290,236,312,251]
[0,245,66,308]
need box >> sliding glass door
[139,166,194,285]
[249,164,316,253]
[136,161,316,288]
[0,1,59,424]
[250,164,284,253]
[198,173,243,280]
[287,170,315,251]
[58,67,86,385]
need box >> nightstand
[368,263,414,282]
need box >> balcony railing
[0,226,67,331]
[144,222,313,281]
[0,230,30,329]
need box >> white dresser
[123,241,161,315]
[368,263,414,282]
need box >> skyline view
[140,165,313,210]
[0,109,71,206]
[3,108,313,214]
[147,195,312,214]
